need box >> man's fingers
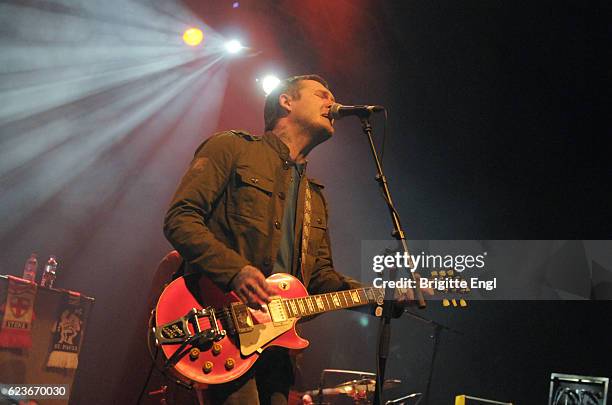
[244,293,263,310]
[239,284,269,311]
[230,265,274,310]
[259,278,275,296]
[235,290,249,306]
[247,282,270,305]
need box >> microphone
[328,103,385,120]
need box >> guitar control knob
[202,361,213,374]
[224,358,235,370]
[189,348,200,360]
[212,343,222,355]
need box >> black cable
[146,310,194,386]
[137,310,197,405]
[136,351,157,405]
[137,311,160,404]
[380,108,389,168]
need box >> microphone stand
[401,310,463,405]
[358,115,426,405]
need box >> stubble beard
[298,117,333,146]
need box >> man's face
[287,79,336,140]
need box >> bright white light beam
[261,75,280,95]
[224,40,243,54]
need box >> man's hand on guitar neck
[230,265,275,310]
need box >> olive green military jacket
[163,130,361,294]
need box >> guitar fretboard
[281,287,384,318]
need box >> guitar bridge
[230,302,254,333]
[154,307,226,345]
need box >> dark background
[0,0,610,404]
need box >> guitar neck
[281,287,384,318]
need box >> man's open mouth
[322,113,334,125]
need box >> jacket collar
[263,131,326,187]
[263,131,291,161]
[263,131,311,173]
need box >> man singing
[163,75,422,404]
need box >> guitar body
[154,272,310,388]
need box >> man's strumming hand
[230,265,275,310]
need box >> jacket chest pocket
[230,167,275,221]
[307,211,327,254]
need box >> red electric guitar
[152,271,385,388]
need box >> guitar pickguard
[229,299,295,356]
[239,319,294,356]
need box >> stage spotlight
[224,40,243,54]
[261,75,280,95]
[182,27,203,46]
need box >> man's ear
[279,93,292,113]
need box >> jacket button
[274,220,281,229]
[316,218,323,224]
[278,191,286,200]
[250,177,259,184]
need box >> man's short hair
[264,74,329,131]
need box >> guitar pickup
[268,297,288,324]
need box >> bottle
[41,256,58,288]
[22,253,39,283]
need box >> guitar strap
[300,181,312,275]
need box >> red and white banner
[0,276,37,348]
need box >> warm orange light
[182,28,203,46]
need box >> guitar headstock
[429,268,470,308]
